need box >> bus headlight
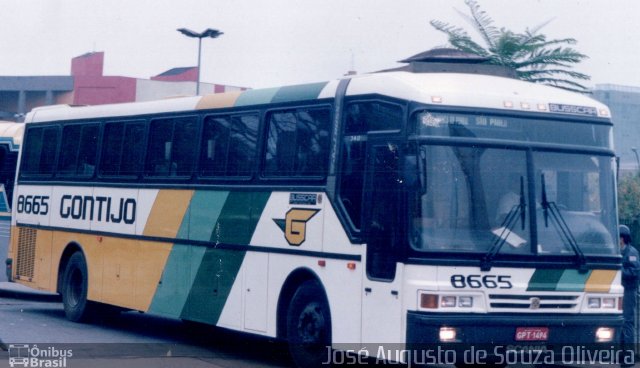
[439,327,457,342]
[458,296,473,308]
[587,296,617,309]
[588,297,601,309]
[441,296,456,308]
[595,327,614,342]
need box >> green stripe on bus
[555,269,591,292]
[271,82,328,104]
[149,191,230,316]
[211,191,271,245]
[148,244,207,316]
[180,191,271,324]
[526,269,565,291]
[234,88,280,107]
[189,191,230,241]
[180,247,245,323]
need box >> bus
[6,67,623,367]
[0,121,24,215]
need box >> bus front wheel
[61,252,95,322]
[286,280,332,368]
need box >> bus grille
[16,228,37,280]
[488,294,579,310]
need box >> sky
[1,0,639,90]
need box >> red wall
[71,52,104,76]
[71,52,137,105]
[73,76,137,105]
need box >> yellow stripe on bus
[136,240,173,311]
[195,91,241,110]
[584,270,618,293]
[143,190,194,238]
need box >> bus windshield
[409,135,617,259]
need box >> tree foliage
[430,0,590,93]
[619,174,640,221]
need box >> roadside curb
[0,282,60,302]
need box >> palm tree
[430,0,590,93]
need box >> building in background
[592,84,640,174]
[0,51,248,121]
[3,51,640,172]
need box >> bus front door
[361,138,403,349]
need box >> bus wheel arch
[277,268,332,368]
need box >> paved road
[0,290,292,368]
[0,286,637,368]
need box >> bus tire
[286,280,331,368]
[61,252,94,322]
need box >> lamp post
[633,147,640,171]
[177,28,224,96]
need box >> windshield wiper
[481,176,526,271]
[540,174,588,272]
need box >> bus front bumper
[406,311,626,364]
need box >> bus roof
[0,121,24,151]
[25,71,610,123]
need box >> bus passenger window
[57,124,99,178]
[263,108,331,178]
[58,125,82,175]
[146,116,198,177]
[200,114,258,178]
[21,126,60,177]
[100,122,145,177]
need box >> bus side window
[146,116,198,177]
[200,114,258,178]
[21,126,60,177]
[58,125,82,175]
[57,124,99,177]
[76,125,99,176]
[339,101,403,232]
[228,115,259,176]
[100,121,145,177]
[263,107,331,178]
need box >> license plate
[515,327,549,341]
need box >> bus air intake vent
[16,227,37,280]
[488,294,579,311]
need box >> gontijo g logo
[273,208,320,246]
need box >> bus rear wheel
[286,280,331,368]
[61,252,95,322]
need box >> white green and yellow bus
[6,67,623,366]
